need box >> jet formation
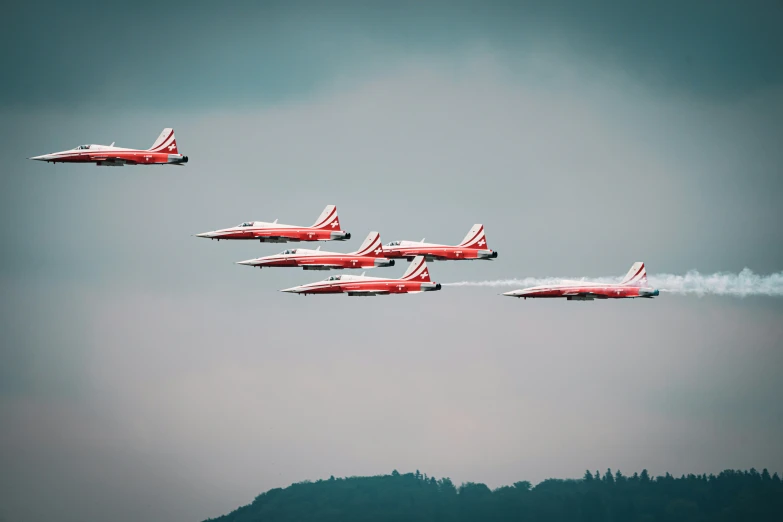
[27,129,659,301]
[198,205,502,296]
[199,203,657,300]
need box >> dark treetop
[206,467,783,522]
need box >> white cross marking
[420,271,428,279]
[374,248,382,254]
[167,142,176,151]
[478,239,486,246]
[330,221,338,228]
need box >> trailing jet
[28,128,188,166]
[502,262,660,300]
[236,231,394,270]
[383,224,497,261]
[280,256,440,296]
[196,205,350,243]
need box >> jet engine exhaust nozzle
[168,154,189,164]
[331,231,351,241]
[477,250,498,259]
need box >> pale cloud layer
[1,4,783,522]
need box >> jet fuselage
[29,128,187,166]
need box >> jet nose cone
[195,232,213,238]
[502,291,520,297]
[29,154,51,161]
[236,259,259,266]
[280,286,302,293]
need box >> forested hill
[206,468,783,522]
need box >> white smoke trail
[443,269,783,297]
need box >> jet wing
[253,234,291,243]
[347,290,390,296]
[404,253,446,261]
[301,264,343,270]
[563,291,607,300]
[90,155,137,165]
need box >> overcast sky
[1,2,782,522]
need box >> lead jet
[28,128,188,166]
[236,231,395,270]
[502,262,660,300]
[280,256,440,296]
[383,224,497,261]
[196,205,350,243]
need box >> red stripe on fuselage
[266,255,378,268]
[385,246,485,259]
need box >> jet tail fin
[400,256,431,282]
[620,262,648,286]
[148,128,178,154]
[312,205,340,230]
[352,232,383,256]
[458,224,489,249]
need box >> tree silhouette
[206,468,783,522]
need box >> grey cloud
[2,1,782,109]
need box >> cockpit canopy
[326,275,342,281]
[74,144,91,150]
[279,249,297,255]
[237,222,254,227]
[386,241,401,247]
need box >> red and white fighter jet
[502,262,660,300]
[383,224,497,261]
[280,256,441,296]
[196,205,351,243]
[28,128,187,166]
[236,231,395,270]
